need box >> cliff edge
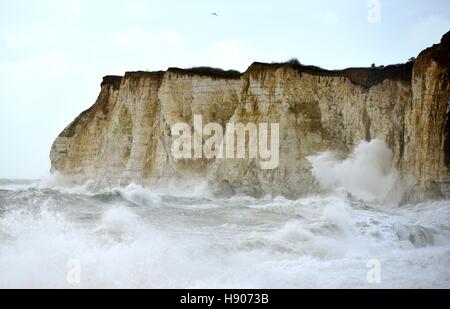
[50,31,450,200]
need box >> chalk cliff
[50,31,450,200]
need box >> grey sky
[1,0,449,179]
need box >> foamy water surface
[0,140,449,288]
[0,179,449,288]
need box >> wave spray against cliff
[0,141,449,288]
[307,139,402,204]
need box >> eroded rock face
[403,31,450,200]
[50,32,450,200]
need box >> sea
[0,140,449,288]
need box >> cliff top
[101,75,122,90]
[247,61,413,88]
[123,71,166,79]
[101,62,413,89]
[416,30,450,68]
[167,67,242,79]
[101,31,450,90]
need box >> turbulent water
[0,179,449,288]
[1,141,450,288]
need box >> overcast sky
[0,0,449,179]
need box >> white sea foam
[112,184,162,208]
[0,181,449,288]
[307,139,402,205]
[0,140,449,288]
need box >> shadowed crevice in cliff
[440,69,450,175]
[444,110,450,170]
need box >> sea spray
[307,139,403,205]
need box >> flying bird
[212,12,218,16]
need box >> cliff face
[403,31,450,200]
[50,32,450,200]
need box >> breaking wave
[0,140,449,288]
[307,139,402,204]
